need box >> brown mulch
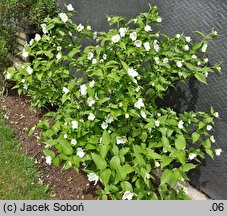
[0,89,99,200]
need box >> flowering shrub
[5,5,222,200]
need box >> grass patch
[0,117,50,199]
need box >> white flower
[67,4,74,11]
[135,86,140,92]
[202,43,208,52]
[71,139,77,145]
[135,40,142,48]
[156,17,162,23]
[157,113,161,117]
[188,153,197,160]
[22,49,29,58]
[29,39,34,46]
[127,68,138,78]
[125,113,129,119]
[77,24,84,32]
[64,134,68,139]
[5,72,11,80]
[176,61,183,68]
[87,97,95,107]
[93,31,98,40]
[144,25,152,32]
[62,87,70,94]
[212,30,218,35]
[154,57,159,64]
[89,80,95,88]
[155,120,160,127]
[144,42,151,51]
[116,136,127,145]
[176,34,181,38]
[119,27,127,37]
[88,173,99,185]
[197,61,201,66]
[76,148,85,158]
[204,71,209,78]
[185,36,191,42]
[204,58,209,63]
[184,44,189,51]
[215,149,222,156]
[112,34,121,43]
[57,46,62,51]
[106,115,114,124]
[210,135,215,143]
[192,54,197,59]
[88,113,96,121]
[87,25,91,30]
[140,111,147,118]
[80,84,87,96]
[154,40,159,52]
[134,98,144,109]
[182,186,189,195]
[178,120,184,129]
[163,58,169,63]
[56,52,62,60]
[122,191,134,200]
[23,84,28,90]
[41,23,48,34]
[59,13,68,23]
[46,156,52,165]
[103,54,107,60]
[130,32,137,41]
[155,161,160,167]
[107,17,111,22]
[214,112,219,118]
[87,52,94,60]
[71,120,78,129]
[217,66,221,71]
[35,34,41,42]
[206,125,212,131]
[26,66,33,75]
[101,122,108,130]
[92,59,97,64]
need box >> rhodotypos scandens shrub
[5,5,222,200]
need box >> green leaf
[91,153,107,170]
[192,132,200,143]
[98,145,110,159]
[160,169,172,186]
[195,73,207,84]
[59,139,73,155]
[36,72,43,81]
[161,155,173,168]
[121,181,133,191]
[122,164,134,174]
[194,31,206,37]
[100,169,111,186]
[144,120,155,129]
[170,169,182,187]
[141,131,148,142]
[175,150,186,164]
[205,148,214,159]
[121,61,129,71]
[134,153,146,166]
[102,130,110,145]
[175,135,186,150]
[161,136,169,148]
[181,163,196,172]
[110,155,121,170]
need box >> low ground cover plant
[5,4,222,200]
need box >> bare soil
[0,89,99,200]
